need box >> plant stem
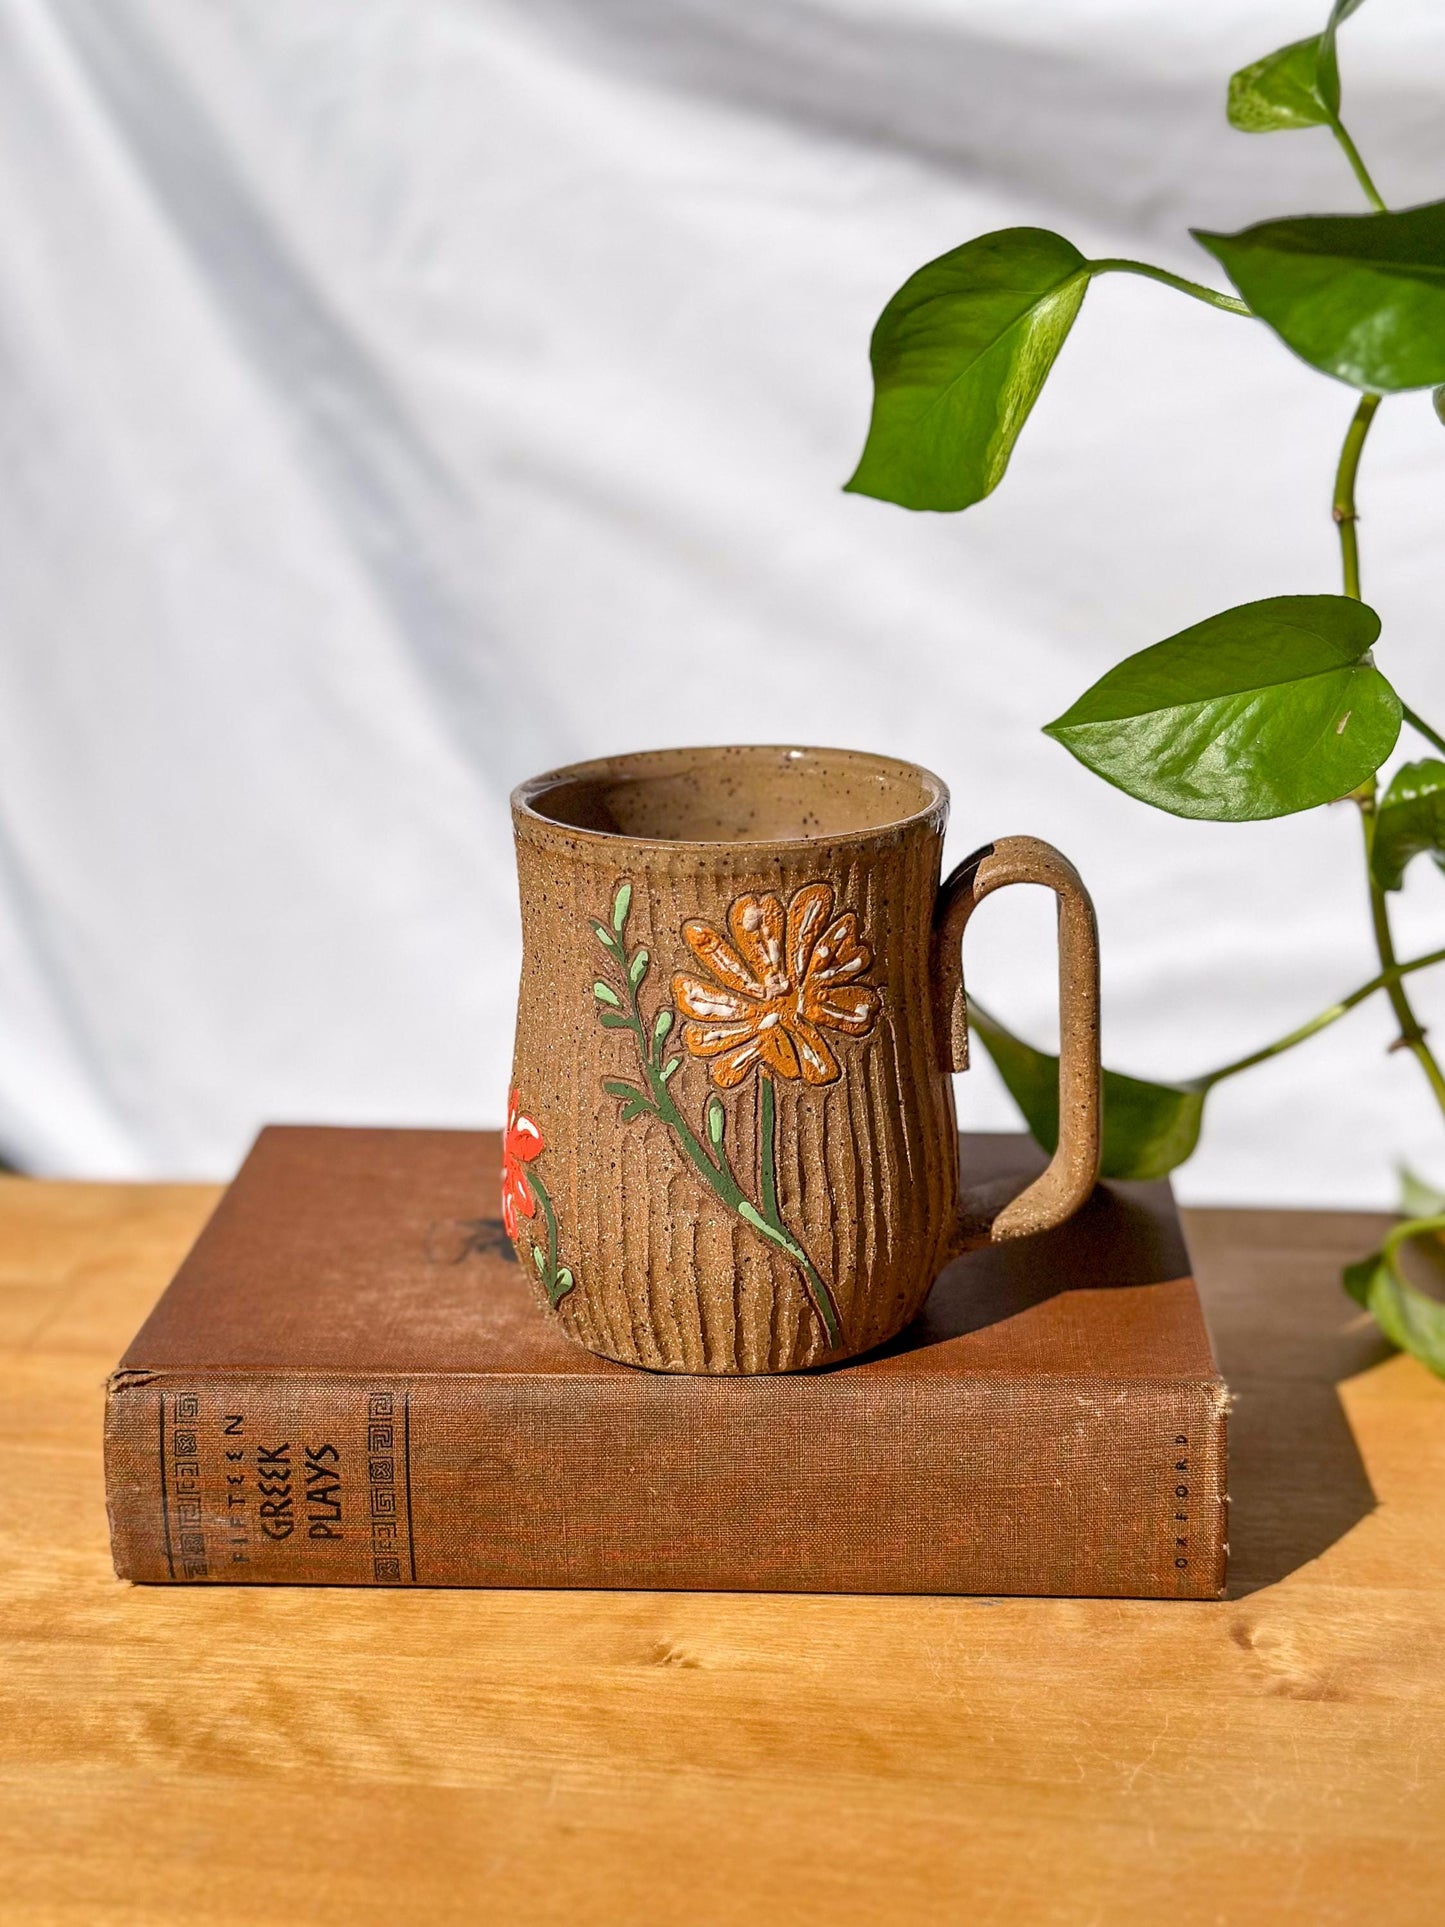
[1402,705,1445,759]
[1382,1212,1445,1265]
[1333,391,1380,601]
[1331,393,1445,1119]
[1199,946,1445,1088]
[1359,797,1445,1113]
[1087,259,1251,317]
[1330,118,1387,213]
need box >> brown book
[104,1126,1228,1597]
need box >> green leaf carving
[598,1010,633,1030]
[653,1008,674,1047]
[593,981,621,1007]
[845,228,1090,511]
[629,948,650,988]
[1044,594,1399,821]
[1372,759,1445,891]
[970,1003,1204,1182]
[660,1056,681,1082]
[1193,203,1445,392]
[612,882,632,934]
[737,1200,778,1242]
[532,1245,546,1274]
[1344,1216,1445,1380]
[705,1094,726,1149]
[589,918,622,955]
[603,1078,642,1100]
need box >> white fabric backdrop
[2,0,1443,1200]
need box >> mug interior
[515,745,946,847]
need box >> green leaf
[1344,1214,1445,1378]
[1226,3,1367,132]
[1193,203,1445,392]
[653,1008,674,1047]
[1228,37,1334,132]
[603,1078,642,1101]
[1372,758,1445,891]
[531,1245,546,1274]
[1399,1164,1445,1219]
[598,1010,633,1030]
[589,918,622,955]
[970,1003,1204,1182]
[705,1094,726,1149]
[612,882,632,934]
[661,1056,681,1082]
[845,228,1090,512]
[592,981,621,1008]
[629,948,650,988]
[1044,594,1399,822]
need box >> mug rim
[511,743,950,853]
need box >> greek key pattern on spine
[366,1392,414,1582]
[168,1392,209,1579]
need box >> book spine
[105,1368,1228,1597]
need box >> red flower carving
[501,1089,544,1238]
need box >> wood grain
[4,1177,1445,1924]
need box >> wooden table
[3,1181,1443,1925]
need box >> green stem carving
[527,1166,574,1308]
[758,1069,780,1222]
[593,886,842,1346]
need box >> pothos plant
[845,1,1445,1375]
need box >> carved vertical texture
[509,814,960,1373]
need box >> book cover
[105,1126,1228,1597]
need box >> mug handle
[931,836,1102,1246]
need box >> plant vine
[844,0,1445,1374]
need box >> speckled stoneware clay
[504,745,1101,1375]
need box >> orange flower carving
[672,882,881,1089]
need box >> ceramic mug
[504,744,1101,1375]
